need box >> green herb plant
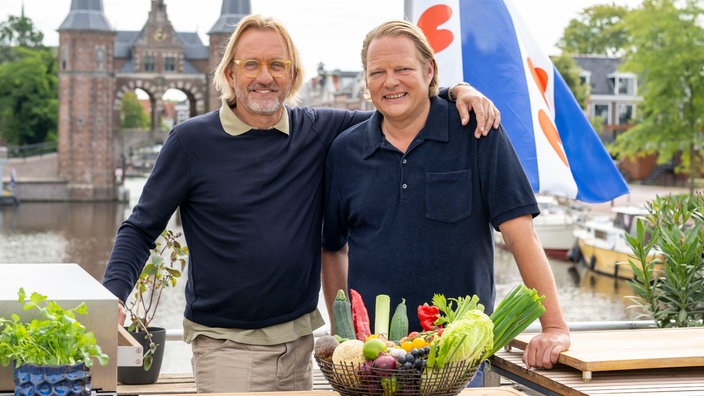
[124,229,188,370]
[625,193,704,327]
[0,288,109,368]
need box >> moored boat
[495,194,587,261]
[568,205,662,280]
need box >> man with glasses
[102,14,500,392]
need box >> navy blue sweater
[103,106,369,329]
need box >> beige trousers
[191,334,314,393]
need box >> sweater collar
[219,99,290,136]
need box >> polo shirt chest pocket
[425,170,472,223]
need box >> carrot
[349,289,371,341]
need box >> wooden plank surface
[491,347,704,395]
[132,389,524,396]
[117,370,332,395]
[510,328,704,373]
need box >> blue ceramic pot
[14,362,91,396]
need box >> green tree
[0,47,57,145]
[558,4,631,56]
[610,0,704,193]
[551,53,589,109]
[0,15,45,62]
[120,91,150,129]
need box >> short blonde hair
[360,20,439,97]
[212,15,304,106]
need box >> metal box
[0,263,121,394]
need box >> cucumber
[389,298,409,342]
[332,289,356,340]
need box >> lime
[362,338,387,360]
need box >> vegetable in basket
[350,289,372,341]
[427,309,493,369]
[332,289,356,340]
[426,284,546,367]
[417,304,440,331]
[388,299,408,343]
[481,284,546,361]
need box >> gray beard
[235,85,286,115]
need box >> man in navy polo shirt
[321,20,571,383]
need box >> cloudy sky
[1,0,641,80]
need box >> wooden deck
[117,369,333,395]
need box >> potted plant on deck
[118,229,188,385]
[625,192,704,327]
[0,288,109,396]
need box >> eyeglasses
[233,59,292,78]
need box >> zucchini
[332,289,356,340]
[389,298,409,342]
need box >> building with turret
[56,0,249,201]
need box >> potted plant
[118,229,188,385]
[625,192,704,327]
[0,288,109,396]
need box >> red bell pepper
[417,304,440,331]
[349,289,371,341]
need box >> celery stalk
[375,294,391,336]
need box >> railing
[6,141,57,158]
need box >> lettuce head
[431,309,493,368]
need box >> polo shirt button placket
[400,157,409,196]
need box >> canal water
[0,177,642,373]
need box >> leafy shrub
[625,193,704,327]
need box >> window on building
[164,56,176,72]
[617,77,635,95]
[617,103,634,125]
[593,103,610,124]
[580,71,591,87]
[144,55,156,72]
[61,47,68,70]
[96,47,104,70]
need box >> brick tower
[56,0,251,201]
[57,0,117,201]
[207,0,251,111]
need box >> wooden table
[140,389,522,396]
[489,348,704,395]
[510,328,704,381]
[117,373,523,396]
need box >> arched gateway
[57,0,250,200]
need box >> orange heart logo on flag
[417,5,454,53]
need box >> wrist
[448,82,472,101]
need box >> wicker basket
[315,357,480,396]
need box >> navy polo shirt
[322,96,538,324]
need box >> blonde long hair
[212,15,304,106]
